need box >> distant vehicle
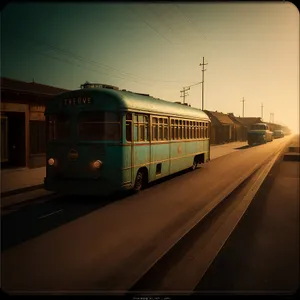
[273,129,284,138]
[44,85,211,196]
[247,122,273,146]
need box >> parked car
[247,123,273,146]
[273,129,284,138]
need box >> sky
[1,2,299,133]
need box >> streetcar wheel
[133,170,144,192]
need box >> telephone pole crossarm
[180,86,190,104]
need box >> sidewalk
[210,141,247,160]
[1,167,46,197]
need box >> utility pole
[180,87,190,104]
[270,113,274,123]
[199,57,208,110]
[179,82,202,104]
[261,103,264,120]
[241,97,246,117]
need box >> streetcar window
[78,112,120,141]
[134,114,149,142]
[126,113,132,142]
[163,118,169,140]
[47,114,71,141]
[158,118,163,141]
[152,117,158,141]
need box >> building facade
[1,77,68,169]
[227,113,249,141]
[204,110,235,145]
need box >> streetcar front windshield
[78,111,121,141]
[47,114,71,141]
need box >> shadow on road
[1,191,132,252]
[1,165,206,252]
[234,143,264,150]
[234,145,251,150]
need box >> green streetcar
[44,83,211,195]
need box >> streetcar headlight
[48,158,55,166]
[93,160,102,169]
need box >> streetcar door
[124,113,133,184]
[132,113,150,182]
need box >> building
[204,110,235,145]
[233,117,263,130]
[1,77,68,169]
[227,113,248,141]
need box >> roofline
[204,110,234,125]
[1,87,67,97]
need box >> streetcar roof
[45,88,210,120]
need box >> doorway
[1,112,26,168]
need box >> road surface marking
[38,209,63,219]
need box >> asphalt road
[1,137,292,292]
[195,139,299,294]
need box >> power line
[188,81,202,88]
[127,6,174,46]
[8,29,145,81]
[173,4,208,41]
[35,51,132,83]
[127,4,201,60]
[180,81,202,104]
[145,4,191,46]
[7,29,198,86]
[5,32,154,87]
[180,87,190,104]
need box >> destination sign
[63,97,92,106]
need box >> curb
[1,191,58,211]
[283,152,300,162]
[1,184,44,199]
